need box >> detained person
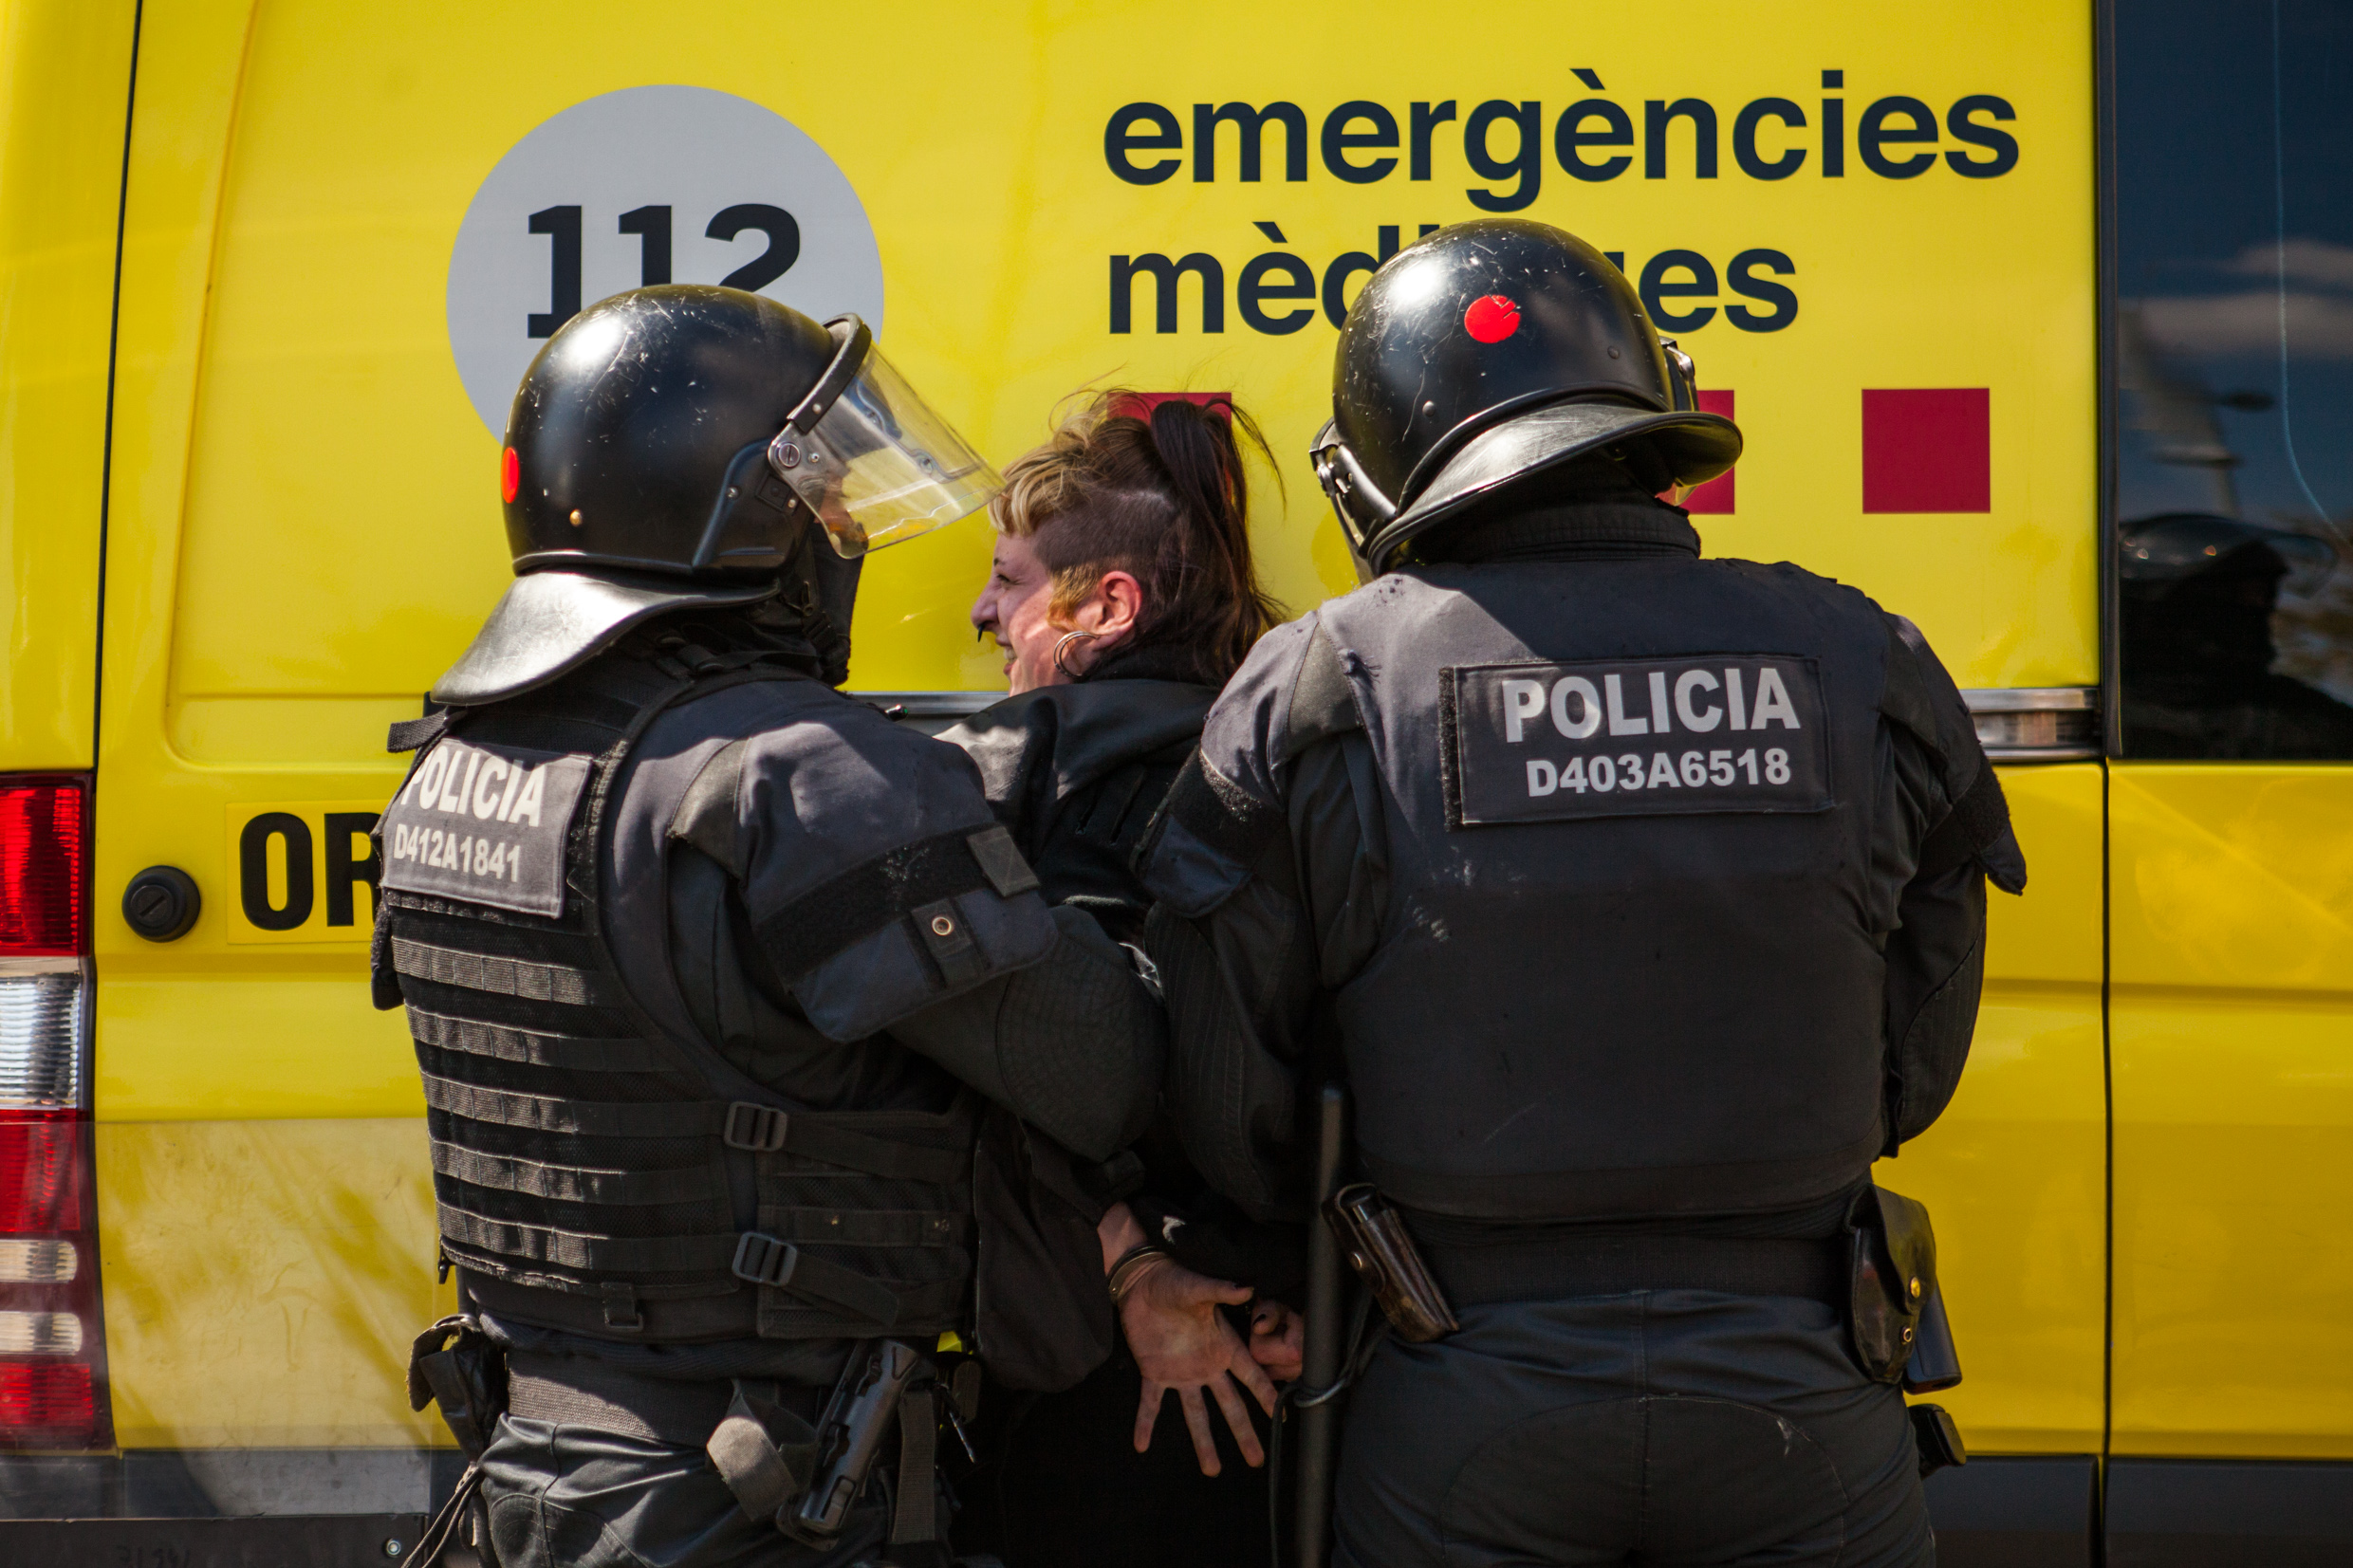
[379,287,1166,1568]
[938,393,1296,1568]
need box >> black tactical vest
[1306,557,1908,1222]
[373,647,978,1345]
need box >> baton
[1294,1082,1349,1568]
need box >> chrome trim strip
[850,691,1003,719]
[1980,745,2102,764]
[1962,689,2102,763]
[862,691,2116,761]
[0,956,83,978]
[1961,687,2099,713]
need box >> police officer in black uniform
[376,286,1166,1568]
[1137,221,2027,1568]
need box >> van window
[2112,0,2353,759]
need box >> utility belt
[504,1354,773,1445]
[1418,1230,1847,1310]
[1323,1181,1967,1473]
[404,1321,980,1566]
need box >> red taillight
[0,1113,80,1232]
[0,771,107,1448]
[0,1111,105,1448]
[0,781,85,956]
[0,1361,93,1428]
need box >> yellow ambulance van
[0,0,2345,1561]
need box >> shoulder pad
[669,737,752,876]
[1139,615,1352,915]
[1280,621,1363,763]
[936,690,1058,818]
[694,704,1060,1039]
[940,681,1218,818]
[1879,615,1952,772]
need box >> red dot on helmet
[1464,294,1521,343]
[501,446,520,504]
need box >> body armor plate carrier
[373,648,976,1344]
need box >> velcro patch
[380,738,593,915]
[1444,655,1833,826]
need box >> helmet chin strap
[767,520,862,686]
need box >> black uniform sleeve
[667,711,1163,1157]
[888,905,1165,1162]
[1875,614,2029,1151]
[668,716,1061,1042]
[1139,616,1386,1222]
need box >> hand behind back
[1118,1258,1279,1476]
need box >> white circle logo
[447,85,885,436]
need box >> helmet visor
[770,346,1002,559]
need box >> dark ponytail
[989,391,1285,685]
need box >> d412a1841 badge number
[379,739,592,917]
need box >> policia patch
[380,738,593,916]
[1443,655,1833,825]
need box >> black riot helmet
[1312,219,1742,576]
[434,285,1002,704]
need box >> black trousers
[954,1355,1272,1568]
[1334,1290,1932,1568]
[477,1413,914,1568]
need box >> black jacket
[944,655,1305,1297]
[1138,499,2026,1238]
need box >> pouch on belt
[1846,1185,1954,1386]
[405,1314,509,1565]
[1847,1185,1969,1478]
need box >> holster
[1845,1185,1961,1392]
[405,1315,508,1567]
[406,1314,508,1460]
[1324,1184,1458,1343]
[781,1339,941,1554]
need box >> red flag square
[1862,389,1990,513]
[1682,389,1735,514]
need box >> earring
[1052,629,1101,679]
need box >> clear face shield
[768,318,1003,559]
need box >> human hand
[1119,1258,1279,1476]
[1247,1298,1305,1382]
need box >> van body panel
[95,973,417,1122]
[84,0,2103,1469]
[49,0,2340,1543]
[0,0,137,770]
[95,1117,446,1448]
[1876,763,2107,1453]
[2109,766,2353,1459]
[107,1,2100,705]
